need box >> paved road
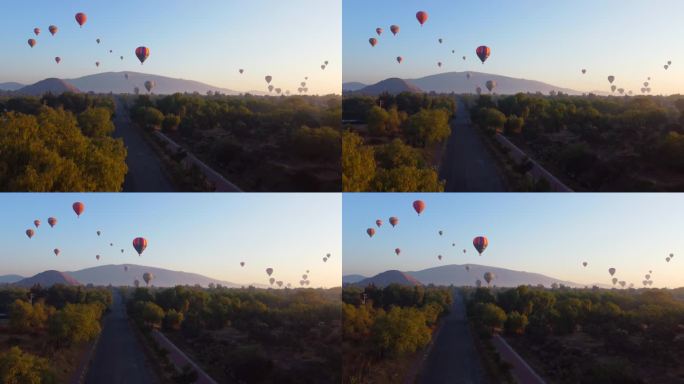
[113,99,175,192]
[492,335,546,384]
[439,101,506,192]
[418,290,487,384]
[85,290,159,384]
[152,330,219,384]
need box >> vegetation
[342,92,455,191]
[126,285,341,384]
[342,284,453,383]
[0,93,127,191]
[0,285,111,383]
[129,94,341,191]
[470,93,684,191]
[466,286,684,383]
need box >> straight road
[85,290,159,384]
[439,101,506,192]
[113,99,175,192]
[418,290,487,384]
[492,335,546,384]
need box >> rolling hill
[66,71,241,95]
[15,270,80,288]
[342,274,366,284]
[18,78,81,96]
[342,82,367,92]
[67,264,243,288]
[0,82,25,91]
[344,71,582,95]
[0,275,24,284]
[346,264,589,288]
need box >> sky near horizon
[1,0,341,94]
[343,194,684,289]
[343,0,684,95]
[0,194,341,288]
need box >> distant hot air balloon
[34,28,40,36]
[608,268,616,276]
[54,248,60,256]
[125,73,129,79]
[269,277,275,285]
[369,38,378,47]
[611,85,617,93]
[666,257,671,262]
[667,60,672,65]
[465,265,470,271]
[467,72,472,79]
[416,11,429,26]
[395,248,401,255]
[132,237,147,256]
[473,236,488,255]
[376,28,383,36]
[277,281,283,287]
[389,217,399,227]
[72,202,85,217]
[664,65,669,70]
[438,255,442,261]
[484,272,494,285]
[412,200,425,215]
[612,277,618,285]
[265,76,272,84]
[645,274,651,280]
[28,39,36,48]
[390,25,400,36]
[323,257,328,262]
[476,46,491,64]
[26,229,34,239]
[438,230,443,236]
[143,272,153,286]
[144,80,155,93]
[135,46,150,64]
[48,217,57,227]
[239,69,244,74]
[95,61,100,67]
[437,62,442,68]
[582,262,588,267]
[266,268,273,276]
[463,56,466,61]
[486,80,496,93]
[97,230,101,236]
[438,38,443,44]
[376,219,383,227]
[275,88,282,94]
[96,255,100,261]
[476,87,482,95]
[268,85,274,93]
[34,220,40,228]
[240,261,245,267]
[582,69,586,74]
[121,249,124,253]
[619,281,626,288]
[110,243,113,247]
[109,50,112,53]
[96,38,101,44]
[120,56,124,60]
[55,57,61,64]
[321,64,326,70]
[608,76,615,84]
[124,265,129,272]
[476,279,482,287]
[367,228,376,238]
[75,13,87,27]
[49,25,58,36]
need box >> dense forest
[342,284,453,383]
[0,93,127,192]
[342,93,455,192]
[466,286,684,383]
[128,94,341,192]
[0,285,112,383]
[470,94,684,191]
[126,285,341,384]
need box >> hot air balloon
[367,228,376,238]
[48,217,57,227]
[268,85,274,93]
[75,13,87,27]
[26,229,34,239]
[375,219,383,227]
[376,28,383,36]
[266,268,274,276]
[72,202,85,217]
[412,200,425,215]
[55,57,61,64]
[321,65,326,70]
[438,38,443,44]
[109,50,112,53]
[125,73,129,80]
[369,38,378,47]
[144,80,155,93]
[485,80,497,93]
[325,60,329,65]
[34,220,40,228]
[582,262,588,267]
[609,268,616,276]
[28,39,36,48]
[611,85,617,93]
[645,274,651,280]
[467,72,472,79]
[132,237,147,256]
[438,255,442,261]
[269,277,275,285]
[619,281,626,288]
[484,272,494,285]
[323,257,328,262]
[465,265,470,271]
[476,46,491,64]
[135,46,150,64]
[239,69,244,74]
[612,277,618,285]
[96,38,101,44]
[302,274,308,280]
[618,88,624,95]
[134,279,140,288]
[96,255,100,261]
[670,253,675,258]
[390,25,400,36]
[582,69,586,74]
[275,88,282,94]
[327,253,331,258]
[416,11,428,26]
[473,236,488,255]
[476,87,482,95]
[143,272,153,286]
[49,25,58,36]
[240,262,245,267]
[387,217,398,227]
[110,243,113,247]
[437,62,442,68]
[120,56,124,60]
[95,61,100,68]
[265,76,272,84]
[476,279,482,287]
[608,76,615,84]
[277,281,283,287]
[394,248,401,255]
[463,249,467,254]
[666,257,671,262]
[34,28,40,36]
[97,231,101,236]
[121,249,124,253]
[124,265,129,272]
[54,249,60,256]
[462,56,466,61]
[667,60,672,65]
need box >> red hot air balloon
[135,46,150,64]
[376,27,383,36]
[75,13,87,27]
[390,25,400,35]
[395,248,401,255]
[376,219,383,227]
[367,228,376,238]
[389,217,399,227]
[34,28,40,36]
[476,46,491,64]
[34,220,40,228]
[72,202,85,217]
[473,236,489,255]
[132,237,147,256]
[369,38,378,47]
[28,39,36,48]
[26,229,35,239]
[412,200,425,215]
[49,25,58,36]
[416,11,428,26]
[48,217,57,227]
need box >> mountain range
[345,264,592,288]
[344,71,583,96]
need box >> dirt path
[439,101,506,192]
[492,335,546,384]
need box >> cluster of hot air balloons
[601,253,675,289]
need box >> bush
[0,347,55,384]
[162,114,181,133]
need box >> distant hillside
[354,270,422,287]
[342,82,367,92]
[408,264,583,288]
[0,82,24,91]
[342,274,367,284]
[18,78,80,96]
[15,270,80,288]
[67,264,242,288]
[353,78,422,96]
[66,72,240,95]
[0,275,24,284]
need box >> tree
[474,303,507,334]
[9,300,52,334]
[143,107,165,131]
[77,107,115,137]
[142,302,165,328]
[366,106,390,136]
[48,303,103,347]
[0,347,55,384]
[403,109,451,147]
[504,114,524,135]
[481,108,506,134]
[342,303,373,341]
[162,114,181,133]
[374,139,420,169]
[504,311,528,335]
[373,166,444,192]
[371,306,431,356]
[342,131,376,191]
[164,309,184,331]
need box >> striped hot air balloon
[476,46,491,64]
[473,236,489,255]
[132,237,147,256]
[135,46,150,64]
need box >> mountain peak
[351,77,423,96]
[15,270,81,288]
[18,78,81,96]
[354,269,422,287]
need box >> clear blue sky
[344,0,684,95]
[1,194,341,288]
[343,194,684,289]
[1,0,341,94]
